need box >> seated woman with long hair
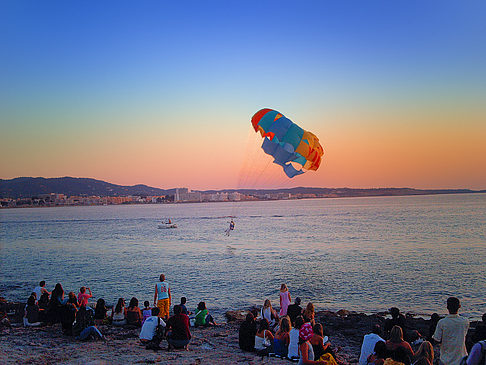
[47,283,65,324]
[94,298,108,326]
[254,318,274,356]
[261,299,278,329]
[303,302,315,326]
[310,323,338,364]
[386,326,414,365]
[274,316,291,358]
[24,295,42,327]
[111,298,127,326]
[126,297,143,327]
[412,341,433,365]
[61,292,78,335]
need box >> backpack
[460,341,486,365]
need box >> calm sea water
[1,194,485,319]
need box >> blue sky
[1,1,485,189]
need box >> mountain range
[1,177,484,199]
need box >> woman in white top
[289,315,304,359]
[261,299,278,328]
[255,319,274,356]
[111,298,127,326]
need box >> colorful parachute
[251,108,324,178]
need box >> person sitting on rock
[72,305,103,341]
[412,340,434,365]
[298,320,327,364]
[180,297,192,316]
[289,315,304,360]
[239,312,257,352]
[384,346,410,365]
[427,313,441,342]
[47,283,66,324]
[194,301,217,327]
[367,340,387,365]
[126,297,143,327]
[385,307,406,338]
[61,292,78,335]
[111,298,127,326]
[274,316,291,358]
[261,299,278,329]
[140,307,166,344]
[386,325,414,365]
[142,301,152,325]
[38,291,50,311]
[94,298,108,325]
[303,302,316,326]
[359,324,385,365]
[166,304,191,350]
[32,281,51,304]
[310,323,337,363]
[471,313,486,344]
[254,318,274,356]
[24,295,42,327]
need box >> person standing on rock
[154,274,171,321]
[433,297,469,365]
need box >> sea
[1,193,485,320]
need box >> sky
[1,0,485,190]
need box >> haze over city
[1,1,485,190]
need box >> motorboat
[158,222,177,229]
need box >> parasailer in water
[225,219,235,236]
[251,108,324,178]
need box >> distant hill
[0,176,483,199]
[210,186,482,198]
[0,177,174,198]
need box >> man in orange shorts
[153,274,171,320]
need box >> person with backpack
[140,307,166,348]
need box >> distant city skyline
[1,1,485,190]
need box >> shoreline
[1,300,483,365]
[2,190,485,210]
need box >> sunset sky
[1,1,485,190]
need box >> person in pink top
[279,284,292,316]
[77,287,93,307]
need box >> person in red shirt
[166,305,191,350]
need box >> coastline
[1,300,483,365]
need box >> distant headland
[1,176,484,208]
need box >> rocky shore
[1,300,483,365]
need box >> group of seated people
[239,297,339,364]
[360,305,486,365]
[24,281,103,341]
[360,323,434,365]
[137,298,218,351]
[24,281,217,351]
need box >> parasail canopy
[251,108,324,178]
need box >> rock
[225,310,248,322]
